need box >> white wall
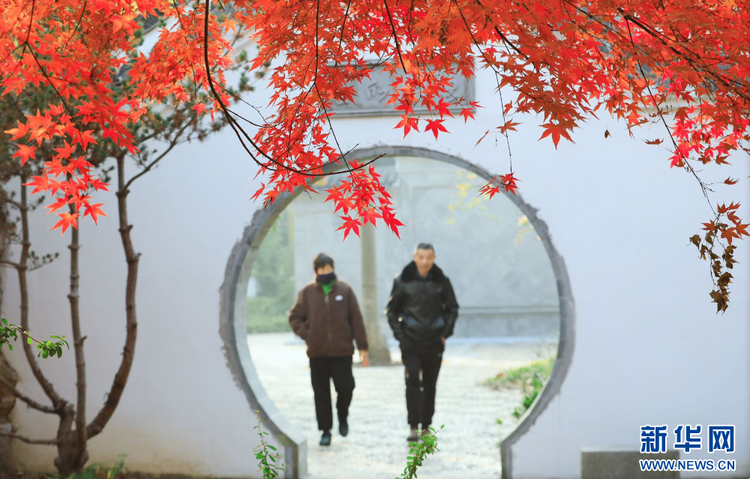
[2,61,748,478]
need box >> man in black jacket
[386,243,459,442]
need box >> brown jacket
[288,280,369,358]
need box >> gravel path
[247,333,556,479]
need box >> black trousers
[309,355,355,432]
[400,339,443,430]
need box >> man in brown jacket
[289,253,369,446]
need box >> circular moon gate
[219,146,575,479]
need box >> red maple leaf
[73,130,97,150]
[192,103,208,115]
[52,212,79,235]
[360,207,382,227]
[44,197,69,215]
[435,98,453,118]
[394,115,419,137]
[424,119,448,139]
[24,176,49,195]
[501,173,520,195]
[459,108,475,123]
[53,141,76,160]
[336,215,361,239]
[84,203,107,224]
[90,177,110,192]
[12,144,36,164]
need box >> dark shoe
[339,421,349,437]
[319,431,332,446]
[407,428,419,443]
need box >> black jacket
[385,262,459,345]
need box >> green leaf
[1,318,7,326]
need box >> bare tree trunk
[360,224,391,365]
[54,213,89,474]
[86,153,138,439]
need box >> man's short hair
[414,243,435,254]
[313,253,335,271]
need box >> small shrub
[484,357,554,418]
[398,425,444,479]
[253,411,285,479]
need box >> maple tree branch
[0,0,37,77]
[496,72,514,172]
[473,0,527,59]
[382,0,408,74]
[0,430,58,445]
[201,0,382,179]
[60,0,88,52]
[202,0,293,173]
[24,0,36,47]
[0,374,57,414]
[26,46,88,147]
[169,0,203,101]
[623,14,750,101]
[621,13,750,99]
[334,0,353,61]
[560,0,750,103]
[309,0,356,173]
[125,122,191,190]
[223,106,264,128]
[625,18,715,214]
[453,2,513,170]
[17,175,67,409]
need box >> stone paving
[247,333,557,479]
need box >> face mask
[316,272,336,285]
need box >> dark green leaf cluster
[0,318,69,359]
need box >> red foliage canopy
[1,0,749,304]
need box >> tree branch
[17,175,67,409]
[0,430,59,445]
[0,258,21,269]
[125,119,194,190]
[86,154,138,439]
[67,202,88,456]
[0,194,27,211]
[0,375,57,414]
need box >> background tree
[246,211,296,334]
[0,10,255,473]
